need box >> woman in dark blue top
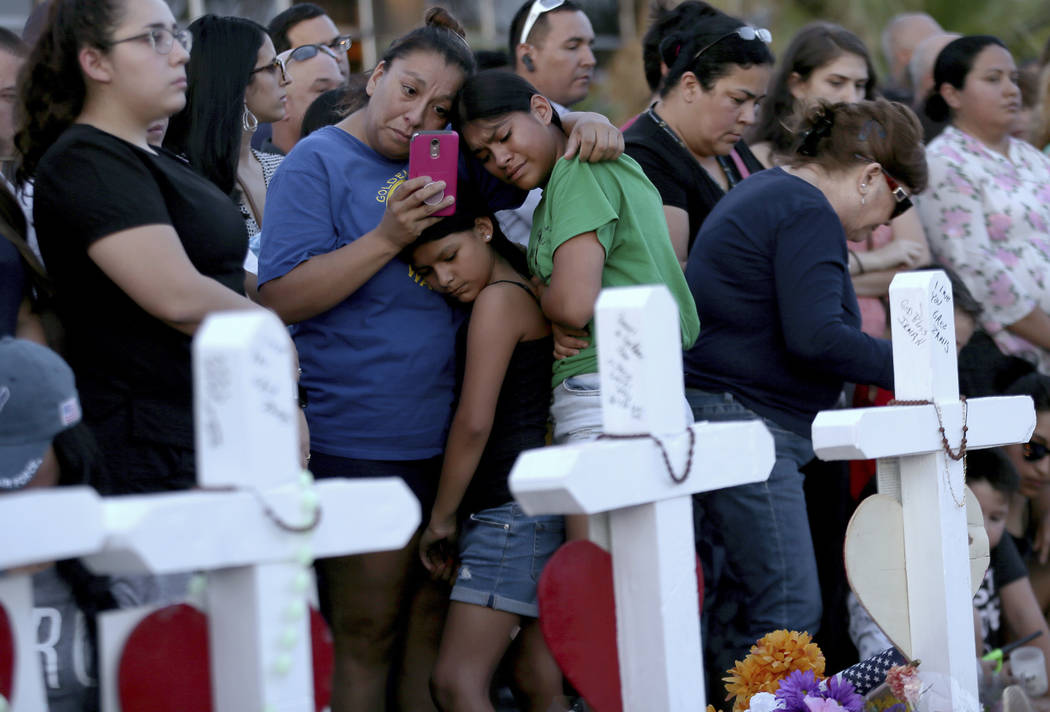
[684,98,927,680]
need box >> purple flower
[776,670,822,711]
[803,699,844,712]
[822,676,864,712]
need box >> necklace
[645,106,744,190]
[888,397,969,508]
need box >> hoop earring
[242,103,258,133]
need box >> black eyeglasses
[1024,440,1050,463]
[326,35,352,54]
[252,56,288,83]
[107,26,192,55]
[692,26,771,63]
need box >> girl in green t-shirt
[454,71,698,400]
[454,69,698,538]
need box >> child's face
[411,222,495,303]
[969,479,1010,550]
[462,99,561,191]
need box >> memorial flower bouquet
[706,630,864,712]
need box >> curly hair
[15,0,125,186]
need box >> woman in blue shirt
[684,99,927,683]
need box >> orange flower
[722,630,826,711]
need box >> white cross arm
[81,478,419,575]
[510,419,774,516]
[0,487,105,570]
[812,396,1035,461]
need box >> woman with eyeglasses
[164,14,291,299]
[16,0,266,497]
[748,22,931,339]
[916,36,1050,377]
[623,12,773,267]
[683,99,926,682]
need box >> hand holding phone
[408,130,458,217]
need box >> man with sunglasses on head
[268,2,350,80]
[267,44,343,156]
[509,0,596,111]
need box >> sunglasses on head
[1024,440,1050,463]
[519,0,566,46]
[692,26,772,63]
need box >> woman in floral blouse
[917,35,1050,374]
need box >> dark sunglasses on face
[284,43,340,65]
[1024,440,1050,462]
[881,170,913,220]
[854,154,913,220]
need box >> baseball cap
[0,337,81,490]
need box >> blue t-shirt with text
[259,126,461,460]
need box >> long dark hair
[657,13,773,98]
[453,69,562,131]
[163,15,267,197]
[15,0,125,186]
[925,35,1008,123]
[749,22,877,154]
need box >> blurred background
[5,0,1050,125]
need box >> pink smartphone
[408,130,458,217]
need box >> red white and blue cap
[0,337,81,489]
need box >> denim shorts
[450,502,565,618]
[550,373,603,444]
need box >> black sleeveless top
[458,281,554,515]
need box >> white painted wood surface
[0,487,105,712]
[510,286,775,712]
[84,311,420,712]
[813,271,1035,705]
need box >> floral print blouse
[916,125,1050,373]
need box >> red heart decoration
[118,603,334,712]
[538,540,703,712]
[0,601,14,703]
[118,603,212,712]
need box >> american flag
[838,647,909,696]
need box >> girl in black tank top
[405,196,564,709]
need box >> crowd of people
[3,0,1050,710]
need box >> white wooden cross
[0,488,105,712]
[509,285,775,711]
[82,310,421,712]
[812,271,1036,707]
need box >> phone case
[408,130,459,217]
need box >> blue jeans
[686,389,821,691]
